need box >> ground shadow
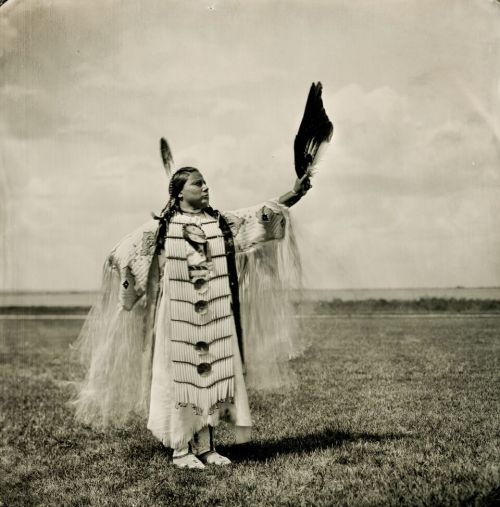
[475,486,500,507]
[217,426,407,463]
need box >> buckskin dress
[73,198,301,448]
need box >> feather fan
[294,82,334,179]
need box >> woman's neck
[179,203,202,214]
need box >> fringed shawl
[72,200,303,427]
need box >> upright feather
[159,137,174,179]
[294,82,334,179]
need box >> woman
[73,165,311,469]
[74,82,332,469]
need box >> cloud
[2,0,500,290]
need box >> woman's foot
[197,450,231,466]
[172,451,205,469]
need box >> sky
[1,0,500,290]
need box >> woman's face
[179,171,209,210]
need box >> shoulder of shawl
[103,219,160,308]
[109,220,158,263]
[220,211,245,237]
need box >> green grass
[1,315,499,506]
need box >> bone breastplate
[165,213,234,414]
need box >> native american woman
[73,83,333,468]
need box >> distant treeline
[0,306,91,315]
[300,298,500,314]
[1,298,500,315]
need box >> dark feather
[159,137,174,178]
[294,82,334,179]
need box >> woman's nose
[202,183,209,192]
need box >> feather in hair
[159,137,174,179]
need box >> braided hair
[153,166,242,357]
[155,167,220,252]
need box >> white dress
[73,199,300,436]
[147,210,252,450]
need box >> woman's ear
[178,193,183,200]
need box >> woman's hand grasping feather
[278,170,313,207]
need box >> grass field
[1,314,499,506]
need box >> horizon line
[1,286,500,294]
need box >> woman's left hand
[278,170,313,207]
[293,171,312,197]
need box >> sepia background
[1,1,500,506]
[1,0,499,293]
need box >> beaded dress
[147,210,252,449]
[73,199,302,447]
